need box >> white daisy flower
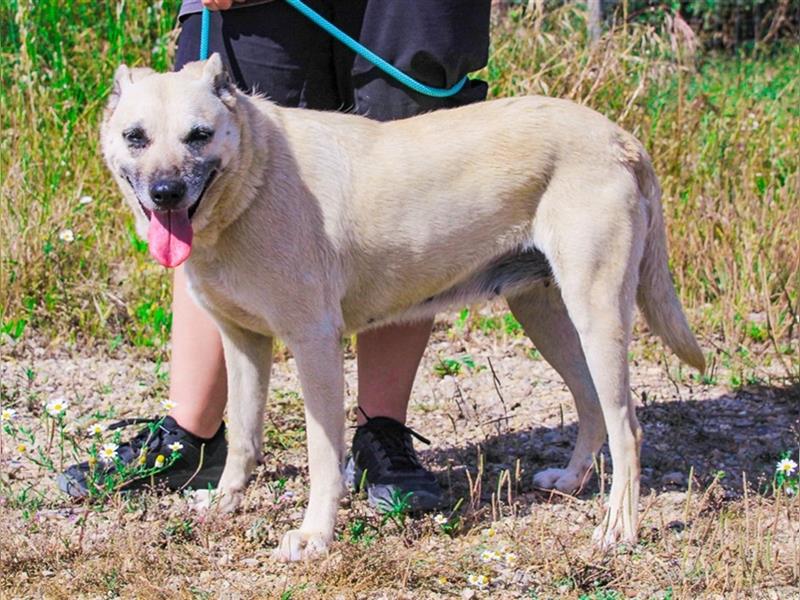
[1,407,16,422]
[16,443,28,454]
[87,423,104,436]
[154,454,166,468]
[160,399,177,411]
[433,513,448,525]
[168,441,184,453]
[58,229,75,243]
[467,573,490,589]
[46,398,69,417]
[100,443,119,463]
[480,549,501,563]
[504,552,518,566]
[777,458,798,476]
[482,526,496,538]
[79,195,93,205]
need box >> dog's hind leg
[274,326,345,562]
[533,176,646,549]
[507,284,605,494]
[214,322,273,513]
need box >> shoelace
[357,408,431,471]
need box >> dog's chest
[187,262,276,337]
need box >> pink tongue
[147,209,193,268]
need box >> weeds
[433,354,478,378]
[0,3,796,386]
[1,3,799,598]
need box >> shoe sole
[344,457,444,513]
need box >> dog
[101,54,705,561]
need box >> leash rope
[198,0,469,98]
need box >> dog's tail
[634,154,706,372]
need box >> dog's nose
[149,179,187,209]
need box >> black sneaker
[344,412,443,512]
[57,415,227,498]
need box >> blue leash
[198,1,468,98]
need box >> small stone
[662,471,686,486]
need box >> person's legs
[338,0,492,510]
[167,266,227,438]
[356,320,433,425]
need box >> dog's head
[101,54,240,267]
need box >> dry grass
[2,327,800,598]
[1,4,798,379]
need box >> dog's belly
[342,247,552,330]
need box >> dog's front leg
[213,321,273,513]
[274,332,345,562]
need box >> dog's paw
[592,519,637,551]
[189,489,216,512]
[189,487,244,514]
[533,467,584,494]
[216,487,245,513]
[273,529,330,562]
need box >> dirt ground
[1,319,799,599]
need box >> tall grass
[1,2,798,376]
[486,8,799,378]
[1,0,180,352]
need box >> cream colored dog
[101,55,705,561]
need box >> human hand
[202,0,247,10]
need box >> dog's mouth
[125,170,218,268]
[128,170,218,221]
[189,169,218,219]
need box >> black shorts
[174,0,491,121]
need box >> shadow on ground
[426,381,800,507]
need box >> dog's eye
[186,127,214,145]
[123,127,148,148]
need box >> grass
[1,2,798,382]
[1,2,799,598]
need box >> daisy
[480,549,501,563]
[433,513,448,525]
[79,195,93,205]
[87,423,104,437]
[16,443,28,454]
[154,454,166,468]
[1,407,16,422]
[99,443,118,463]
[777,458,798,476]
[504,552,518,567]
[160,399,177,411]
[46,398,69,417]
[467,573,490,589]
[58,229,75,243]
[168,441,184,453]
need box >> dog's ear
[106,64,133,115]
[106,64,156,116]
[202,53,236,109]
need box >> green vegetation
[1,2,797,383]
